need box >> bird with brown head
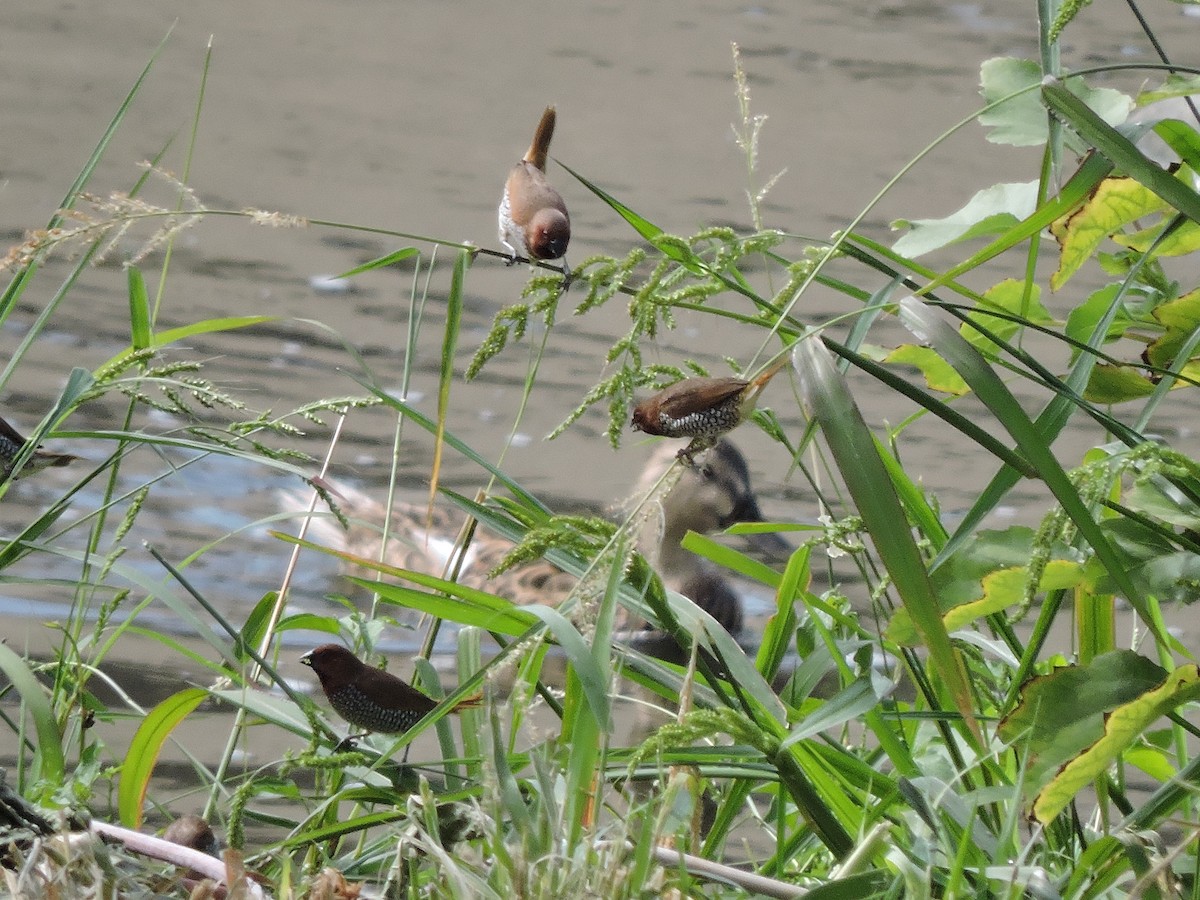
[300,643,479,742]
[631,357,788,465]
[498,106,571,274]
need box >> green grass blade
[556,158,664,243]
[1042,79,1200,224]
[0,643,64,787]
[336,247,420,279]
[126,265,152,350]
[429,249,469,512]
[795,336,980,742]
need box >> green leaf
[780,676,881,748]
[1082,364,1155,403]
[900,298,1171,649]
[795,335,980,742]
[962,278,1052,357]
[118,688,207,828]
[556,158,664,245]
[1151,119,1200,171]
[429,249,469,511]
[276,612,343,635]
[346,572,542,637]
[892,181,1038,257]
[981,58,1132,148]
[1137,74,1200,106]
[885,344,969,395]
[235,593,279,663]
[921,151,1113,296]
[979,58,1053,147]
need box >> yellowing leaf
[1050,177,1170,290]
[1033,663,1200,823]
[1114,217,1200,256]
[887,558,1085,645]
[943,560,1086,632]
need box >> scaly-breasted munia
[631,358,788,464]
[0,416,78,482]
[163,814,219,857]
[498,106,570,271]
[300,644,479,738]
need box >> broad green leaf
[892,181,1038,257]
[945,561,1086,632]
[1043,80,1200,229]
[919,151,1115,298]
[1152,119,1200,171]
[1063,283,1135,350]
[1082,364,1155,403]
[118,688,207,828]
[979,58,1051,147]
[999,651,1164,799]
[235,592,279,663]
[1137,74,1200,106]
[889,559,1087,645]
[981,58,1132,148]
[885,344,969,395]
[961,278,1052,357]
[1115,209,1200,257]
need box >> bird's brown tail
[524,106,557,171]
[451,692,483,713]
[751,354,790,390]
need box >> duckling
[282,438,783,633]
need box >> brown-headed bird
[300,644,479,740]
[498,106,570,272]
[631,358,788,465]
[0,416,78,482]
[162,814,219,857]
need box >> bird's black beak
[299,651,313,667]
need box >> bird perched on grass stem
[630,357,789,465]
[498,106,571,276]
[0,415,78,482]
[300,644,480,742]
